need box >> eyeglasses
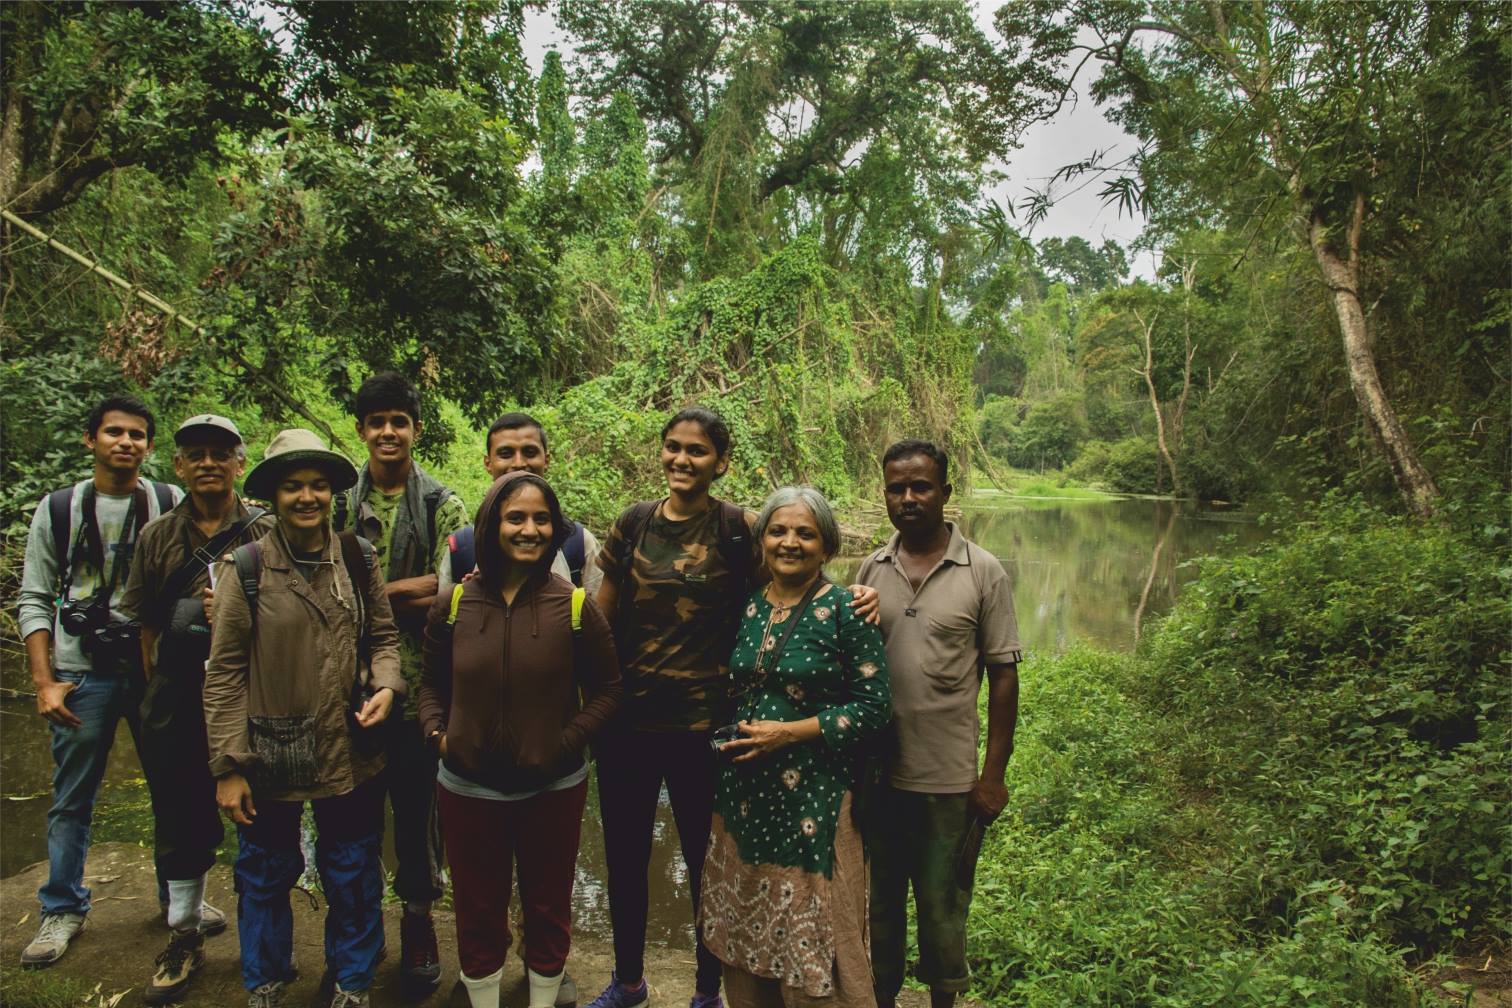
[180,447,237,463]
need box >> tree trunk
[1307,197,1440,518]
[1133,307,1181,495]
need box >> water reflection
[829,495,1265,655]
[0,495,1266,946]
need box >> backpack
[48,480,175,593]
[612,498,754,593]
[447,520,588,586]
[446,581,586,637]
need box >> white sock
[166,876,206,931]
[528,967,565,1008]
[461,965,504,1008]
[403,900,432,917]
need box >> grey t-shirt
[17,479,182,672]
[856,523,1022,793]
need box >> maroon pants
[437,778,588,979]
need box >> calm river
[0,494,1266,943]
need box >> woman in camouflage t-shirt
[590,406,759,1008]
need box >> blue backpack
[448,519,587,586]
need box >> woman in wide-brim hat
[204,428,405,1008]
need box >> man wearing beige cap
[120,413,274,1004]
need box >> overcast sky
[521,4,1155,279]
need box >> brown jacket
[203,526,404,799]
[120,495,275,660]
[418,473,621,792]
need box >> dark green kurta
[700,581,890,997]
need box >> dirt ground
[0,843,957,1007]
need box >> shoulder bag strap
[758,574,830,689]
[337,530,373,687]
[154,508,268,625]
[232,542,262,639]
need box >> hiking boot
[587,974,650,1008]
[399,909,441,994]
[145,927,205,1005]
[688,994,723,1008]
[523,963,581,1007]
[248,979,287,1008]
[19,912,86,968]
[330,985,370,1007]
[557,970,580,1007]
[158,898,229,936]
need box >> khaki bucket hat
[244,428,358,501]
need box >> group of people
[18,375,1021,1008]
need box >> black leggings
[595,729,722,995]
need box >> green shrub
[978,396,1023,464]
[1066,438,1111,485]
[1136,498,1511,947]
[968,646,1458,1006]
[1103,434,1160,493]
[961,499,1505,1005]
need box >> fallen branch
[2,209,352,456]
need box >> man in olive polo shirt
[120,414,274,1004]
[856,439,1021,1008]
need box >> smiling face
[356,409,418,467]
[86,409,151,478]
[274,466,334,534]
[661,420,728,498]
[174,440,244,499]
[883,452,951,537]
[485,425,548,479]
[762,502,828,586]
[495,482,554,568]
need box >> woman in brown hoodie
[419,471,621,1008]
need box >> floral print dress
[700,581,890,997]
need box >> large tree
[1,1,285,217]
[997,1,1508,517]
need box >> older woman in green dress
[700,486,891,1008]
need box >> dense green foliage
[969,501,1509,1005]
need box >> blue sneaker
[689,994,723,1008]
[587,974,649,1008]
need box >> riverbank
[0,844,972,1008]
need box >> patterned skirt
[699,793,872,1005]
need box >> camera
[60,593,141,672]
[58,596,102,637]
[710,723,742,755]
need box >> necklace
[763,583,809,621]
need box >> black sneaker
[399,909,441,994]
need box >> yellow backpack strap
[571,586,586,634]
[447,583,465,625]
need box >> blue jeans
[235,778,385,992]
[38,668,166,915]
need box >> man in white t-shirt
[16,396,183,968]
